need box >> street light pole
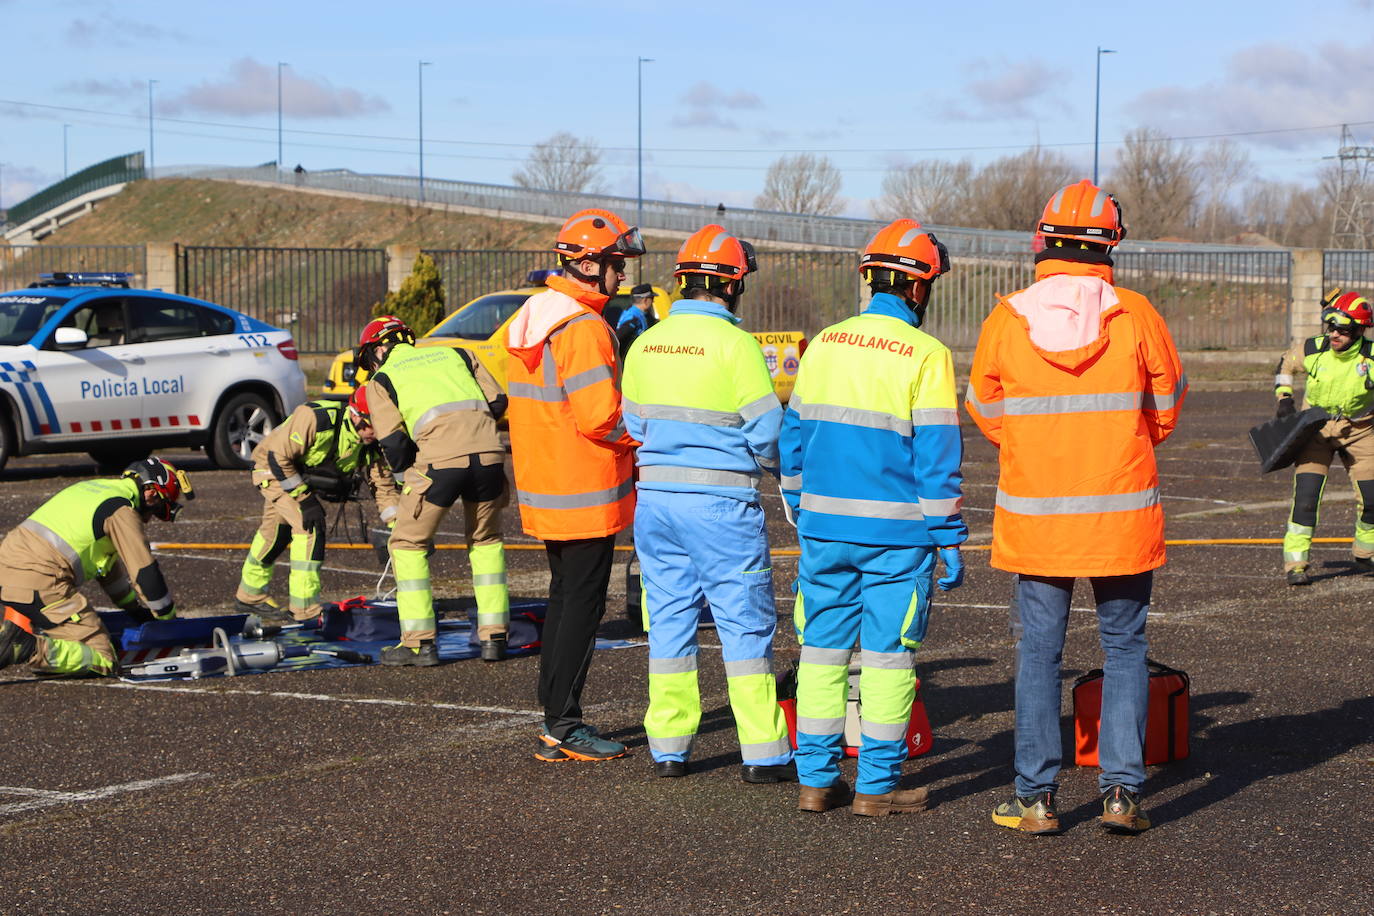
[418,60,432,204]
[277,62,289,175]
[1093,47,1116,185]
[637,56,654,284]
[63,124,70,179]
[148,79,158,178]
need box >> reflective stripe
[861,649,913,670]
[995,486,1160,516]
[508,382,566,403]
[541,343,558,387]
[416,400,487,432]
[629,403,743,427]
[564,364,614,393]
[400,617,435,632]
[239,581,267,595]
[1287,522,1313,535]
[1143,374,1188,412]
[396,577,431,592]
[741,736,792,759]
[780,474,803,490]
[912,407,958,426]
[279,473,304,490]
[861,720,910,742]
[476,612,507,625]
[724,657,773,678]
[739,393,778,420]
[602,420,627,442]
[379,505,397,523]
[146,593,173,612]
[647,735,694,753]
[800,646,852,666]
[798,402,911,436]
[637,466,760,489]
[472,572,507,586]
[290,560,321,572]
[964,385,1003,419]
[797,715,845,735]
[517,480,633,509]
[919,496,962,517]
[649,655,699,674]
[19,519,84,585]
[801,492,922,521]
[1275,373,1294,387]
[1003,391,1142,416]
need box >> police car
[0,272,307,471]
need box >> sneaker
[0,618,37,670]
[379,641,440,667]
[534,734,570,762]
[991,791,1061,835]
[1100,786,1151,834]
[541,725,628,761]
[1286,567,1312,586]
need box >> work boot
[852,786,930,817]
[1286,566,1312,586]
[740,762,797,784]
[798,779,854,813]
[0,619,37,670]
[991,790,1061,835]
[545,725,628,761]
[379,641,439,667]
[236,597,293,624]
[1100,786,1151,834]
[480,634,508,662]
[654,760,689,778]
[1353,556,1374,573]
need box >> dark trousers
[540,535,617,740]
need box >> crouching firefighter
[236,385,401,621]
[0,458,191,676]
[356,316,511,665]
[1274,289,1374,585]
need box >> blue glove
[937,547,964,591]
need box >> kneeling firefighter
[0,458,191,676]
[235,385,401,621]
[356,316,511,665]
[1274,289,1374,585]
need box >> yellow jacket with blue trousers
[779,293,966,795]
[622,298,792,767]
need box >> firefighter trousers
[0,573,115,677]
[236,482,325,619]
[1284,418,1374,571]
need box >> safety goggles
[603,227,646,259]
[1323,307,1362,333]
[739,240,759,276]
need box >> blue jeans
[1013,572,1151,796]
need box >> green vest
[1303,335,1374,417]
[303,400,366,475]
[372,343,487,435]
[23,477,141,584]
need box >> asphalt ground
[2,385,1373,915]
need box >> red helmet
[860,219,949,281]
[553,209,645,261]
[1322,289,1374,329]
[356,315,415,371]
[124,457,193,521]
[1038,180,1126,246]
[348,383,371,426]
[674,225,757,280]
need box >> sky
[2,0,1374,219]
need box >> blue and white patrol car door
[30,297,145,439]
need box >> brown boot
[852,786,930,817]
[798,779,854,812]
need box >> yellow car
[322,271,805,402]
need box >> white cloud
[59,78,145,100]
[1,165,59,206]
[671,81,764,131]
[160,58,390,119]
[945,59,1066,121]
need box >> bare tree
[872,159,972,224]
[1110,127,1200,240]
[964,146,1076,231]
[512,132,604,193]
[755,153,843,216]
[1197,139,1252,241]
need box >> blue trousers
[795,536,934,795]
[1013,572,1152,796]
[637,489,791,766]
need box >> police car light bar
[525,268,564,287]
[37,272,134,288]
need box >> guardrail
[4,153,145,231]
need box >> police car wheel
[210,392,277,470]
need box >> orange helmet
[1322,289,1373,329]
[553,209,646,260]
[1038,180,1126,246]
[859,219,949,281]
[674,225,757,280]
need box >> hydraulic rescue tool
[126,627,371,679]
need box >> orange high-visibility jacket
[505,275,636,541]
[965,258,1187,577]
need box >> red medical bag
[1073,659,1190,766]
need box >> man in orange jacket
[506,208,643,762]
[966,180,1187,836]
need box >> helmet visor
[605,227,646,259]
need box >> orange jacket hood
[1000,258,1122,372]
[506,275,610,371]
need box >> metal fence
[0,244,147,289]
[5,153,145,230]
[177,246,387,354]
[1323,250,1374,291]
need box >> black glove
[298,494,326,531]
[1276,395,1297,419]
[123,604,156,624]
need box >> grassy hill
[21,178,683,251]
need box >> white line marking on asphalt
[0,773,208,816]
[155,551,378,577]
